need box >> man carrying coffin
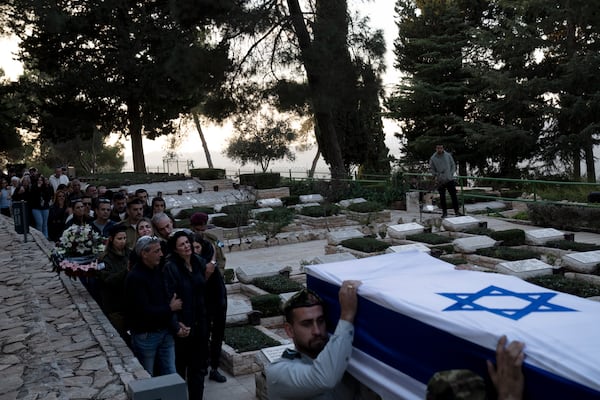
[266,280,364,399]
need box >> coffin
[305,252,600,400]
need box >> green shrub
[299,204,340,217]
[512,211,529,220]
[281,195,300,206]
[239,172,281,189]
[250,294,282,317]
[527,203,600,232]
[476,247,540,261]
[465,227,494,236]
[221,203,253,215]
[489,229,526,246]
[436,244,455,254]
[223,269,235,284]
[406,233,453,245]
[212,215,242,228]
[189,168,226,180]
[340,237,390,253]
[252,275,304,294]
[440,256,468,265]
[224,326,280,353]
[175,206,215,219]
[544,240,600,252]
[255,207,295,222]
[499,189,522,199]
[347,201,384,213]
[527,275,600,298]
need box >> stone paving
[3,184,600,399]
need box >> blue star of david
[438,285,577,320]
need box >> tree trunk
[309,144,320,178]
[584,140,596,182]
[128,100,147,173]
[192,111,214,168]
[573,148,581,179]
[287,0,347,180]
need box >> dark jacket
[164,253,208,338]
[29,183,53,210]
[98,245,130,315]
[125,260,177,334]
[48,204,68,242]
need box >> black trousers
[438,180,460,213]
[175,331,208,400]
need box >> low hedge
[224,326,280,353]
[340,237,390,253]
[544,240,600,252]
[250,294,282,317]
[282,195,300,206]
[189,168,226,180]
[489,229,526,246]
[239,172,281,189]
[527,275,600,298]
[527,202,600,233]
[346,201,384,213]
[174,206,215,219]
[406,233,453,245]
[212,215,245,228]
[255,207,295,222]
[476,247,540,261]
[252,275,304,294]
[299,204,340,217]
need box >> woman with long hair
[164,230,208,400]
[97,224,131,342]
[48,189,69,242]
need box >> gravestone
[453,235,497,253]
[525,228,565,245]
[311,253,357,264]
[496,259,555,279]
[293,202,321,211]
[405,192,420,213]
[250,208,273,218]
[128,373,187,400]
[442,215,480,232]
[256,198,283,208]
[386,243,431,254]
[326,229,364,245]
[236,263,292,284]
[562,251,600,273]
[226,294,254,325]
[208,213,227,223]
[299,194,324,203]
[338,198,367,208]
[387,222,425,240]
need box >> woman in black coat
[163,230,208,400]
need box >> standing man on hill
[429,144,462,218]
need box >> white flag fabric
[305,251,600,400]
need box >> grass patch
[511,211,529,220]
[299,204,341,217]
[476,247,541,261]
[346,201,384,213]
[465,227,494,236]
[224,326,281,353]
[340,237,390,253]
[252,275,304,294]
[407,233,453,245]
[489,229,526,246]
[544,240,600,252]
[440,256,468,265]
[250,294,282,318]
[174,206,215,219]
[527,275,600,298]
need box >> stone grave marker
[453,235,497,253]
[236,263,292,284]
[562,251,600,273]
[293,202,321,210]
[496,259,555,279]
[442,215,480,232]
[226,294,254,325]
[405,191,420,213]
[128,373,187,400]
[250,208,273,218]
[338,198,367,208]
[386,243,431,254]
[326,229,364,245]
[257,198,283,208]
[299,194,324,203]
[387,222,425,240]
[525,228,565,245]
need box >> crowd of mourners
[2,166,227,400]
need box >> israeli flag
[305,251,600,400]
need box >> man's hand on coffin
[339,280,362,324]
[486,335,525,400]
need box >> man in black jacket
[125,235,183,376]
